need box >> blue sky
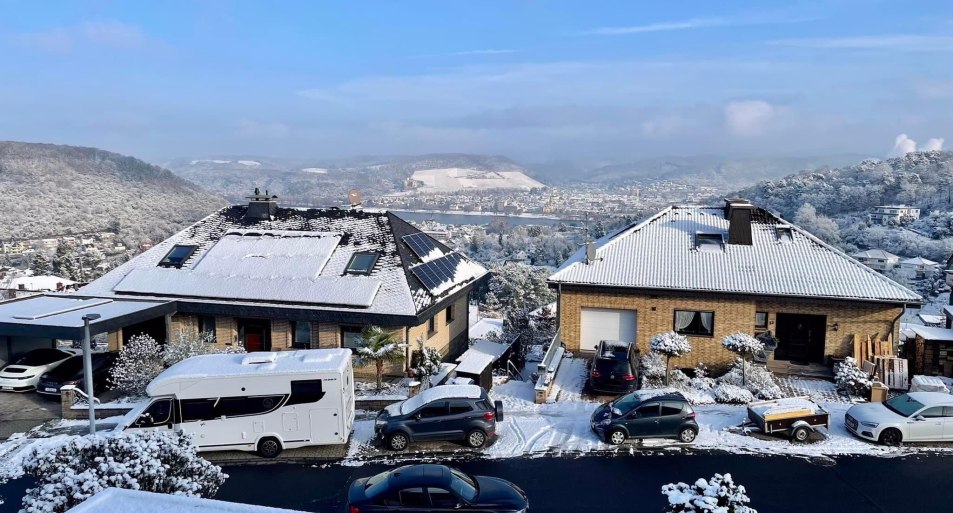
[1,0,952,163]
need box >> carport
[0,294,176,364]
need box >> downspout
[404,326,411,375]
[889,303,907,352]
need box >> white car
[846,392,953,445]
[0,348,76,392]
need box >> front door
[774,313,827,364]
[238,319,270,352]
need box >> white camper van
[117,348,355,457]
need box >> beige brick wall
[317,323,340,349]
[170,314,199,341]
[407,294,469,360]
[559,288,903,369]
[215,316,237,348]
[271,319,291,350]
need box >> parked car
[588,340,640,394]
[591,390,698,445]
[0,348,76,392]
[36,352,118,397]
[346,463,529,513]
[845,392,953,445]
[375,384,503,451]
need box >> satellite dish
[585,242,597,264]
[348,189,362,207]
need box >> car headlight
[375,419,386,426]
[860,421,879,428]
[598,418,612,426]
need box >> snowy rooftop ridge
[64,488,309,513]
[549,205,921,304]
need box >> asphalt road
[3,452,951,512]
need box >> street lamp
[81,313,101,435]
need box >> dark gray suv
[590,390,698,445]
[375,385,503,451]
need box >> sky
[1,0,952,164]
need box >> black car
[590,390,699,445]
[346,464,528,513]
[375,384,503,451]
[36,352,118,397]
[588,340,640,394]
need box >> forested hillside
[0,141,226,243]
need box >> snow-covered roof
[549,205,921,304]
[147,349,351,396]
[851,249,900,260]
[469,318,504,340]
[900,256,938,266]
[0,295,174,338]
[455,340,511,374]
[65,488,309,513]
[398,384,483,415]
[4,275,75,291]
[917,314,945,325]
[79,206,487,318]
[905,324,953,342]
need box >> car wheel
[677,426,698,443]
[388,432,410,451]
[607,428,627,446]
[791,426,811,443]
[465,429,488,448]
[257,437,282,458]
[879,428,902,446]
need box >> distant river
[390,210,582,227]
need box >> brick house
[71,193,488,377]
[548,200,922,370]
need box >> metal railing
[535,328,564,390]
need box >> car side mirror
[915,415,926,421]
[414,414,422,421]
[611,407,623,416]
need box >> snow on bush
[721,333,765,386]
[834,356,872,396]
[108,334,165,397]
[661,472,757,513]
[640,351,668,382]
[688,364,715,391]
[713,384,755,404]
[717,359,783,400]
[20,430,226,513]
[163,329,244,366]
[412,336,443,389]
[650,332,692,384]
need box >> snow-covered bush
[354,326,405,391]
[688,364,715,391]
[713,384,755,404]
[717,359,783,400]
[412,337,442,389]
[20,430,226,513]
[834,357,872,396]
[661,472,757,513]
[650,332,692,385]
[163,329,245,366]
[108,334,164,397]
[721,333,764,385]
[640,351,668,382]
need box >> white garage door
[579,308,637,351]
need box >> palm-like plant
[354,326,405,390]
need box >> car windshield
[449,468,479,502]
[12,349,67,367]
[363,469,392,498]
[610,394,641,415]
[47,356,83,378]
[884,395,926,417]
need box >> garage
[579,308,637,351]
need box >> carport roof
[0,294,175,340]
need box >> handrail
[62,384,101,405]
[537,327,562,377]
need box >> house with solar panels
[548,200,922,373]
[0,192,487,377]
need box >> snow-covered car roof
[397,384,484,415]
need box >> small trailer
[745,396,830,443]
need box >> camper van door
[126,397,175,433]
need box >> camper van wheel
[388,432,409,451]
[257,437,282,458]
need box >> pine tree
[30,253,52,275]
[52,242,78,280]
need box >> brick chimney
[724,199,754,245]
[244,187,278,221]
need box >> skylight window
[695,233,724,253]
[776,226,794,244]
[158,245,197,268]
[345,252,379,275]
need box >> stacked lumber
[750,397,818,421]
[853,334,892,366]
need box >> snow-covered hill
[410,168,545,192]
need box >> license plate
[44,387,57,392]
[1,386,11,391]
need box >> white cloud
[585,18,726,36]
[890,133,918,156]
[444,49,518,56]
[81,21,148,48]
[923,137,945,151]
[15,27,72,52]
[770,35,953,51]
[724,100,775,136]
[13,20,160,52]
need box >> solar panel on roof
[402,232,445,260]
[411,253,465,292]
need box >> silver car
[845,392,953,445]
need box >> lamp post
[81,313,101,435]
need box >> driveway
[0,393,59,439]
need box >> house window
[428,316,436,336]
[345,252,379,275]
[755,312,768,330]
[341,326,364,351]
[694,233,724,253]
[292,321,312,349]
[445,305,454,324]
[158,245,197,268]
[674,310,715,336]
[776,226,793,244]
[199,316,216,341]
